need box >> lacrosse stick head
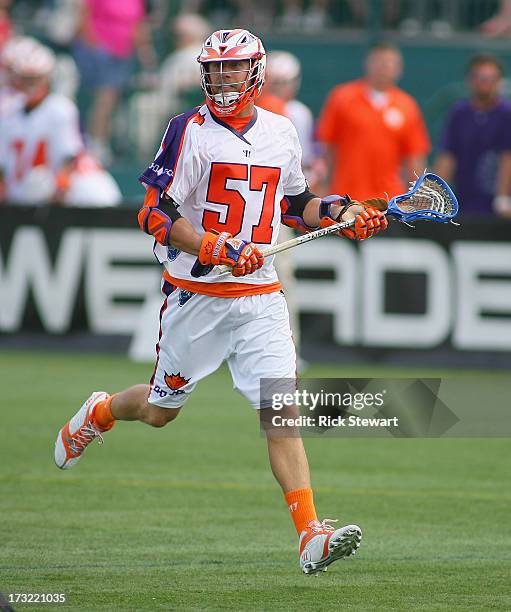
[387,173,458,223]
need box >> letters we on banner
[1,207,511,356]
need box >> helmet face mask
[198,29,266,117]
[201,58,261,115]
[11,71,51,106]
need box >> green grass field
[1,350,510,611]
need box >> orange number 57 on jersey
[202,162,281,244]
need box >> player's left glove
[191,230,264,278]
[319,194,388,241]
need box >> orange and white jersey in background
[0,86,25,118]
[139,104,307,297]
[0,92,82,203]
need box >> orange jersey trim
[163,270,281,298]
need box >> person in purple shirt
[435,54,511,218]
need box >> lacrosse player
[0,42,81,204]
[54,29,387,574]
[0,40,121,206]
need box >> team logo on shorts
[178,289,195,306]
[167,246,181,261]
[164,372,190,394]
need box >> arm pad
[137,187,182,246]
[281,188,319,233]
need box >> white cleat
[299,519,362,575]
[54,391,112,470]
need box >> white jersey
[0,86,25,119]
[139,104,307,297]
[0,93,82,203]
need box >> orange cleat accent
[54,392,114,470]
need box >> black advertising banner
[1,206,511,366]
[0,206,158,336]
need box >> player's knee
[143,404,181,427]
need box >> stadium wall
[1,207,510,368]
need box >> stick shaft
[217,218,356,273]
[263,218,355,256]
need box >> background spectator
[0,0,12,50]
[316,42,430,201]
[480,0,511,37]
[0,42,81,204]
[128,12,210,159]
[0,36,38,117]
[3,1,510,204]
[345,0,401,28]
[435,54,511,218]
[159,13,210,119]
[72,0,157,165]
[279,0,330,30]
[255,80,288,116]
[263,50,325,190]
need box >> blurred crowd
[176,0,507,34]
[1,0,511,216]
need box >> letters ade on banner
[0,206,511,365]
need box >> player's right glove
[191,230,264,278]
[319,195,388,241]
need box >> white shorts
[148,284,296,409]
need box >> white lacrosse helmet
[266,51,301,84]
[10,43,56,79]
[198,28,266,117]
[2,37,40,67]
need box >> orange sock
[285,487,318,535]
[92,394,116,431]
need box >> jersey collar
[208,107,258,145]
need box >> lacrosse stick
[215,172,458,273]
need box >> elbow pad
[281,189,319,233]
[137,188,182,246]
[280,214,312,234]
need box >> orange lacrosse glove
[192,230,264,277]
[342,207,388,240]
[319,195,388,241]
